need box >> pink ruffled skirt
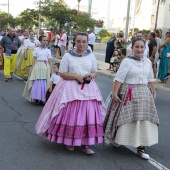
[44,99,104,146]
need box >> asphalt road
[0,71,170,170]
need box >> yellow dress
[16,49,34,78]
[16,38,39,79]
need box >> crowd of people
[1,26,170,160]
[105,29,170,82]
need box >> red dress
[0,47,4,70]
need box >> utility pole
[8,0,9,28]
[125,0,131,40]
[132,0,136,36]
[38,0,41,38]
[77,0,81,11]
[88,0,92,15]
[154,0,160,29]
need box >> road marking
[94,52,105,56]
[125,146,170,170]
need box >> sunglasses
[137,36,142,38]
[166,32,170,34]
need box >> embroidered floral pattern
[68,49,91,57]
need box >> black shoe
[165,73,170,79]
[39,101,45,106]
[5,78,9,82]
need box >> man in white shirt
[58,29,67,58]
[88,29,96,52]
[126,31,149,58]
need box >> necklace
[127,55,142,61]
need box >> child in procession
[23,35,52,105]
[46,63,62,101]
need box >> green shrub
[102,36,110,43]
[98,29,110,39]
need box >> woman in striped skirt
[23,36,52,105]
[104,38,159,160]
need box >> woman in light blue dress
[158,34,170,81]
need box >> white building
[151,0,170,37]
[105,0,170,37]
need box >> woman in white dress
[104,38,159,160]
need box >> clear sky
[0,0,106,19]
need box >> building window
[151,15,155,24]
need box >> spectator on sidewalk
[105,34,116,70]
[58,29,67,58]
[48,28,55,56]
[126,31,149,58]
[153,29,162,78]
[71,30,78,48]
[148,32,157,78]
[158,29,170,81]
[111,31,127,72]
[88,29,96,52]
[53,31,61,57]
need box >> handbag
[110,56,115,63]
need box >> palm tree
[155,0,166,29]
[77,0,81,11]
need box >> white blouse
[33,47,51,61]
[114,58,155,84]
[24,38,40,49]
[59,53,97,76]
[50,73,62,84]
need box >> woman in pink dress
[35,32,106,155]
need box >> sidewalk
[52,56,170,92]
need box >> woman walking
[16,31,39,79]
[35,32,106,154]
[104,38,159,160]
[23,35,52,104]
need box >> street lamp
[77,0,81,11]
[38,0,41,38]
